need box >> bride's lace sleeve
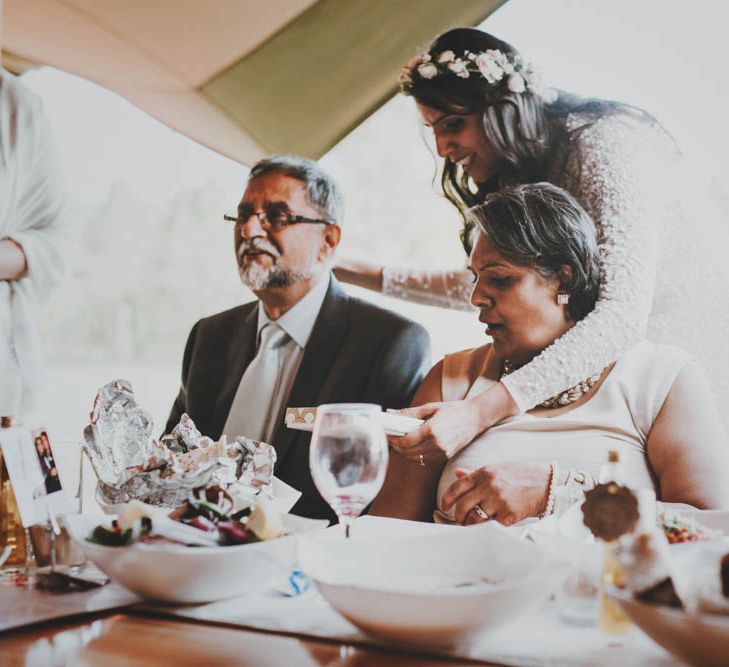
[382,266,475,312]
[501,115,666,411]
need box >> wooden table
[0,611,486,666]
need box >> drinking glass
[309,404,388,538]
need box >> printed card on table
[0,427,72,527]
[285,407,424,436]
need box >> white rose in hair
[524,70,546,95]
[448,59,470,78]
[437,50,455,64]
[486,49,514,75]
[417,62,438,79]
[500,56,515,75]
[475,53,504,84]
[508,73,526,93]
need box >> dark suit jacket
[165,275,430,522]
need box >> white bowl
[64,513,326,603]
[299,522,567,647]
[609,588,729,667]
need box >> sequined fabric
[383,112,729,420]
[383,267,475,312]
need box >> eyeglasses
[223,206,333,231]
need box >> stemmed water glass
[309,404,389,538]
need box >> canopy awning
[2,0,504,165]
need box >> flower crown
[400,48,551,100]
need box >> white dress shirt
[251,271,330,443]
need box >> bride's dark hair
[401,28,661,253]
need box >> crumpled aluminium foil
[83,379,157,487]
[161,413,211,454]
[83,380,276,507]
[232,437,277,490]
[101,455,240,507]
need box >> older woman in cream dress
[371,183,729,525]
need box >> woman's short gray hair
[249,154,344,225]
[468,183,601,320]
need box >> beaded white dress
[383,112,729,422]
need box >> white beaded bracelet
[565,468,597,490]
[540,461,558,518]
[552,468,597,516]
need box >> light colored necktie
[222,323,290,442]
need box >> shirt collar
[256,271,331,349]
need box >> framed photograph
[0,427,71,527]
[32,429,63,495]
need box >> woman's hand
[441,462,552,526]
[0,238,28,280]
[388,383,518,462]
[388,399,484,462]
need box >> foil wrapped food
[83,380,276,507]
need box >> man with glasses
[165,155,430,521]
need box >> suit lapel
[211,305,258,438]
[271,278,349,462]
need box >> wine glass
[309,403,388,538]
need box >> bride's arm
[333,257,383,292]
[335,257,475,312]
[500,115,662,411]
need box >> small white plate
[676,509,729,536]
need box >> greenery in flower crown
[400,48,551,100]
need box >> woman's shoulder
[618,340,692,368]
[441,344,496,402]
[555,108,679,205]
[563,108,675,158]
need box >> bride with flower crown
[335,28,729,460]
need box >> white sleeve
[501,115,664,411]
[0,73,72,414]
[382,266,475,312]
[7,90,72,307]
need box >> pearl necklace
[501,360,604,409]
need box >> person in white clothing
[0,69,71,419]
[335,28,729,458]
[371,183,729,525]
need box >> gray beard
[239,261,316,290]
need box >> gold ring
[418,455,425,467]
[473,503,490,521]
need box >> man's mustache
[237,239,280,260]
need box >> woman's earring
[557,293,570,305]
